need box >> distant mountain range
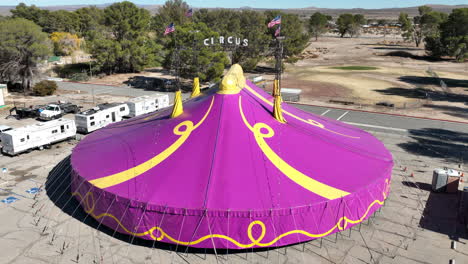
[0,4,467,19]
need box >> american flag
[164,23,175,36]
[268,15,281,28]
[185,8,193,17]
[275,25,281,37]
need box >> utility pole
[172,47,181,91]
[189,30,200,78]
[275,36,285,91]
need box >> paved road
[58,81,191,101]
[58,81,468,140]
[293,104,468,141]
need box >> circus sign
[203,36,249,47]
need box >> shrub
[69,72,90,82]
[33,80,57,96]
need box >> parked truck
[75,103,129,134]
[39,103,80,121]
[125,94,170,118]
[0,118,76,156]
[9,105,45,120]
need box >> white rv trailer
[125,94,170,118]
[0,118,76,156]
[75,103,129,134]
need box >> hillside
[0,4,467,18]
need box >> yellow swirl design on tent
[243,83,360,139]
[72,179,388,248]
[238,96,350,200]
[89,96,215,189]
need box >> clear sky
[3,0,468,9]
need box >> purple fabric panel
[70,80,394,249]
[71,168,390,249]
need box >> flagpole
[173,25,180,92]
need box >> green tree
[337,14,354,37]
[399,13,415,43]
[234,10,269,69]
[420,11,448,38]
[309,12,329,41]
[74,6,105,39]
[438,8,468,61]
[10,3,45,25]
[399,7,447,47]
[337,14,365,38]
[196,9,270,71]
[153,0,190,36]
[90,36,162,74]
[265,11,310,60]
[89,2,162,74]
[104,1,151,42]
[163,22,229,82]
[418,5,433,16]
[11,4,81,34]
[40,10,79,34]
[0,18,51,92]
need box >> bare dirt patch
[281,79,352,98]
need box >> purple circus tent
[71,65,393,249]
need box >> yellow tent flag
[171,90,184,118]
[273,94,286,123]
[190,77,201,98]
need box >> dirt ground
[277,34,468,122]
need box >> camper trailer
[125,94,170,118]
[75,103,129,134]
[0,119,76,156]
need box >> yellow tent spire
[190,77,201,98]
[273,94,286,123]
[273,79,286,123]
[273,79,282,103]
[218,64,246,95]
[171,90,183,118]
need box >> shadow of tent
[45,156,305,254]
[403,181,468,240]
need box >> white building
[0,84,7,107]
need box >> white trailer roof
[127,94,167,103]
[78,103,126,116]
[3,118,73,136]
[280,88,302,95]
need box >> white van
[125,94,170,118]
[75,103,129,134]
[0,119,76,156]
